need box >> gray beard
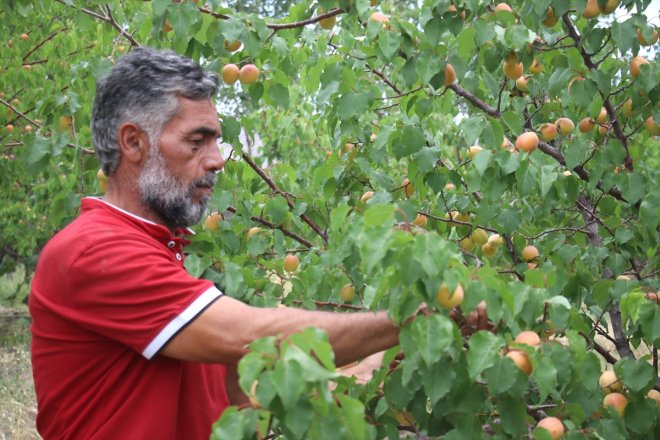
[139,147,216,229]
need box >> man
[29,47,399,439]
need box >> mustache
[193,173,217,188]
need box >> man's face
[139,97,224,229]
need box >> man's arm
[225,365,250,406]
[160,295,399,367]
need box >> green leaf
[421,358,456,405]
[496,209,521,235]
[532,355,557,402]
[472,149,492,176]
[378,30,401,59]
[539,165,558,197]
[221,116,241,143]
[624,397,658,434]
[403,314,455,366]
[502,111,523,134]
[616,358,655,393]
[394,125,425,159]
[484,357,518,395]
[264,196,289,226]
[498,394,528,437]
[466,331,504,380]
[337,395,368,440]
[337,92,370,119]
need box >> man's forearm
[251,306,399,367]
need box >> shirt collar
[82,197,195,239]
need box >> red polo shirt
[30,198,229,439]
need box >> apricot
[360,191,374,204]
[221,64,240,84]
[539,123,557,141]
[582,0,601,18]
[412,214,428,227]
[578,117,595,133]
[630,56,649,78]
[599,370,622,394]
[283,254,299,272]
[555,118,575,135]
[536,417,565,440]
[239,64,259,85]
[514,330,541,347]
[204,212,223,231]
[339,283,355,302]
[444,63,456,86]
[436,283,464,308]
[603,392,628,416]
[515,132,539,153]
[521,245,539,262]
[401,178,414,198]
[506,350,532,375]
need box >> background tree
[1,0,658,438]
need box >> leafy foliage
[1,0,659,438]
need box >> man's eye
[191,138,204,148]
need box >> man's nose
[205,144,225,173]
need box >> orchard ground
[0,305,38,440]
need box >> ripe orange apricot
[369,12,389,25]
[401,178,414,198]
[582,0,601,18]
[204,212,223,231]
[603,392,628,416]
[578,117,595,133]
[224,40,241,52]
[630,56,649,78]
[339,283,355,302]
[514,330,541,347]
[521,245,539,262]
[444,63,456,86]
[221,64,240,84]
[494,3,513,13]
[515,132,539,153]
[506,350,532,375]
[412,214,428,227]
[503,58,523,81]
[539,123,557,141]
[555,118,575,135]
[536,417,565,440]
[239,64,259,85]
[543,7,557,26]
[599,370,622,394]
[637,28,659,46]
[436,283,464,308]
[360,191,374,204]
[283,254,299,272]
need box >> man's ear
[117,122,149,164]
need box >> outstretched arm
[160,295,399,367]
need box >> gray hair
[91,47,219,175]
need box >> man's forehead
[171,97,221,133]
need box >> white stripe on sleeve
[142,286,223,359]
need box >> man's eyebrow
[189,127,221,138]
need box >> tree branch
[447,83,501,117]
[241,153,328,243]
[225,206,314,248]
[23,27,68,62]
[561,13,631,170]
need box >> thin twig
[225,206,313,248]
[447,83,501,117]
[241,153,328,243]
[23,27,68,62]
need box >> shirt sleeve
[66,236,222,359]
